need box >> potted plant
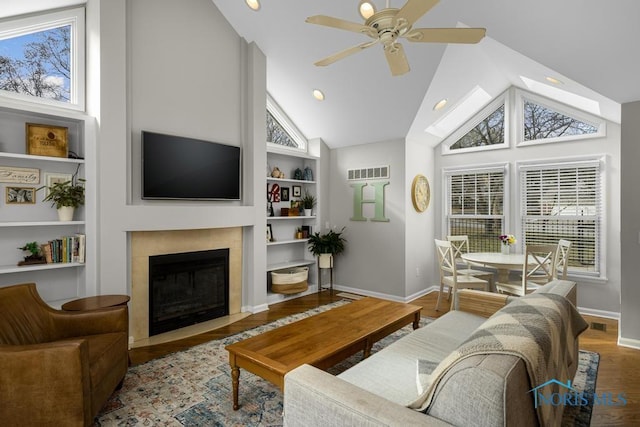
[39,177,85,221]
[17,241,45,265]
[307,227,346,268]
[300,191,317,216]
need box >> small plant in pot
[307,227,346,269]
[300,191,317,216]
[39,177,85,221]
[17,241,45,265]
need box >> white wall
[434,119,622,316]
[91,0,267,310]
[329,139,407,299]
[620,101,640,347]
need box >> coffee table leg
[413,312,421,330]
[231,365,240,410]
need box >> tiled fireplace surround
[130,228,243,344]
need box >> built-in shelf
[268,238,309,246]
[266,259,315,272]
[0,151,84,164]
[267,216,316,220]
[0,262,85,274]
[0,221,85,227]
[267,177,316,185]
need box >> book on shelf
[41,234,86,264]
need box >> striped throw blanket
[409,292,588,426]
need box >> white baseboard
[330,284,440,304]
[617,337,640,350]
[577,306,620,320]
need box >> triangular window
[523,100,598,141]
[450,104,505,150]
[266,93,307,152]
[266,110,298,148]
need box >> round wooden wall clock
[411,174,430,212]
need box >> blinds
[520,160,601,275]
[446,168,505,252]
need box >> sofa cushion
[337,310,486,405]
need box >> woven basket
[271,266,309,294]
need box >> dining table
[461,252,530,283]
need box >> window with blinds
[520,160,602,275]
[446,168,505,252]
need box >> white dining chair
[496,244,558,296]
[435,239,490,311]
[447,235,495,288]
[554,239,572,280]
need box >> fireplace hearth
[149,249,229,336]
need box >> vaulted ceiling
[212,0,638,148]
[6,0,640,148]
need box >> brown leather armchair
[0,283,129,426]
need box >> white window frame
[442,92,510,156]
[515,89,606,147]
[0,7,85,111]
[516,156,606,279]
[442,163,510,251]
[266,93,307,153]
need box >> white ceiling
[212,0,638,148]
[4,1,639,149]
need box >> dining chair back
[554,239,572,280]
[435,239,490,311]
[496,244,557,296]
[447,235,495,288]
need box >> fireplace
[149,249,229,336]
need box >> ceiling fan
[306,0,486,76]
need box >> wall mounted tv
[142,131,241,200]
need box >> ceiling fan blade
[394,0,439,28]
[306,15,376,38]
[404,28,486,44]
[384,42,410,76]
[314,40,378,67]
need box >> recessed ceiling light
[433,98,448,111]
[313,89,325,101]
[245,0,260,11]
[358,0,376,20]
[545,76,563,85]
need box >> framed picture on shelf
[292,185,301,197]
[43,172,72,198]
[281,187,290,202]
[267,224,273,242]
[26,123,69,158]
[0,166,40,184]
[5,186,36,204]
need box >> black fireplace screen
[149,249,229,336]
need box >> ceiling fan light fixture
[358,0,376,20]
[245,0,260,11]
[313,89,325,101]
[433,98,448,111]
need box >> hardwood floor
[129,291,640,426]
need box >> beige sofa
[283,280,586,427]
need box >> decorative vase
[501,244,510,255]
[57,206,75,221]
[318,253,333,269]
[304,208,312,216]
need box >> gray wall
[90,0,267,310]
[329,139,407,299]
[620,101,640,347]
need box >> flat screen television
[142,131,241,200]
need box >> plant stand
[317,260,334,294]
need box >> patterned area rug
[95,300,599,426]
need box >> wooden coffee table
[225,297,421,410]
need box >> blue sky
[0,31,39,60]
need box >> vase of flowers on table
[499,234,516,254]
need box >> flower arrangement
[499,234,517,246]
